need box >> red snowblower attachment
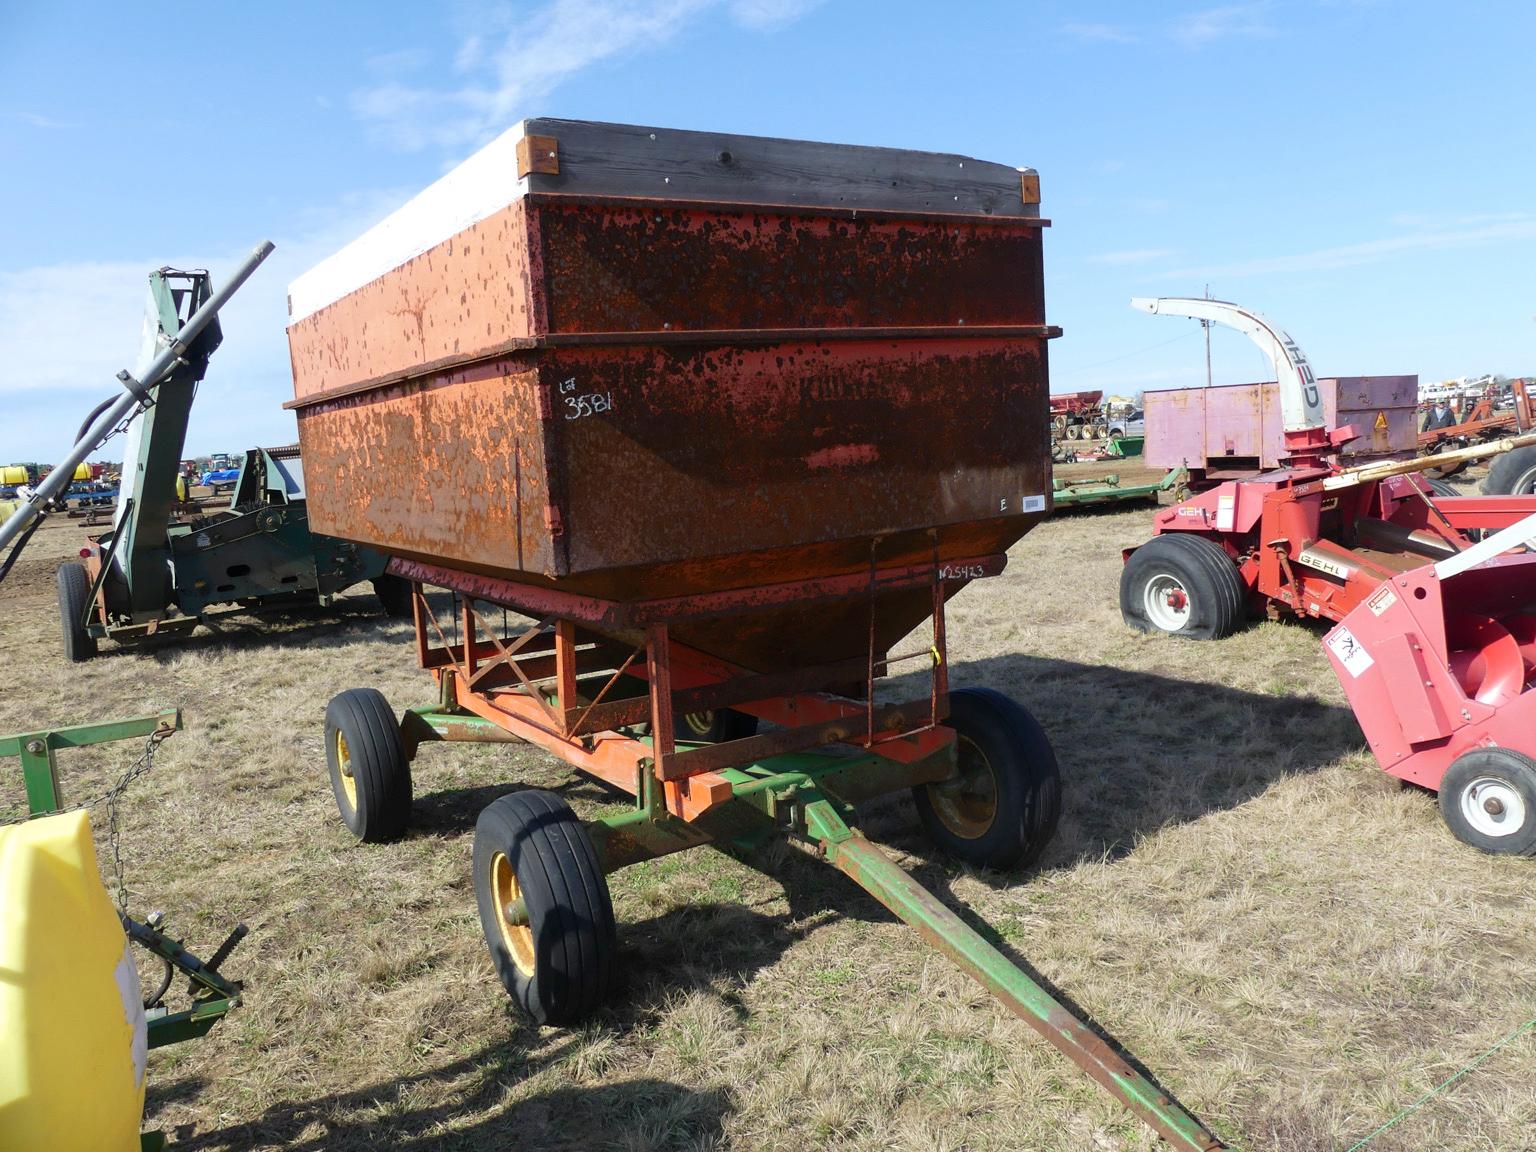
[1325,511,1536,853]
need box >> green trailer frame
[330,652,1229,1151]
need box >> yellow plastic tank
[72,463,92,482]
[0,466,27,486]
[0,810,146,1151]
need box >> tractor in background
[0,245,409,661]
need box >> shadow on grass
[155,1047,732,1152]
[880,652,1364,867]
[236,650,1358,1148]
[102,589,469,664]
[410,774,621,836]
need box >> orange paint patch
[805,443,879,469]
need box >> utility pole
[1203,283,1213,389]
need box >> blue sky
[1,0,1531,461]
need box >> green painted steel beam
[586,747,947,873]
[800,795,1226,1152]
[115,272,220,622]
[0,709,181,817]
[146,996,238,1049]
[573,736,1223,1148]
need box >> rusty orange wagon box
[285,117,1057,672]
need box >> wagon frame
[320,554,1227,1151]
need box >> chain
[102,727,170,912]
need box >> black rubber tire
[1425,477,1458,499]
[1120,534,1246,640]
[57,562,98,663]
[1438,749,1536,855]
[373,573,415,619]
[324,688,412,842]
[473,790,617,1025]
[915,687,1062,871]
[675,707,759,744]
[1483,445,1536,496]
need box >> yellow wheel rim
[490,852,535,976]
[928,733,998,840]
[335,729,357,810]
[681,710,715,739]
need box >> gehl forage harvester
[1124,297,1536,855]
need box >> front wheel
[1483,445,1536,495]
[915,687,1061,871]
[325,688,412,842]
[57,562,98,663]
[1120,534,1246,640]
[473,790,618,1025]
[1438,749,1536,855]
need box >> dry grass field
[4,474,1536,1152]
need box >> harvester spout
[1131,295,1332,462]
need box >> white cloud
[362,48,433,76]
[1167,217,1536,279]
[1063,22,1138,43]
[728,0,822,30]
[1171,3,1277,48]
[9,111,68,129]
[0,189,413,461]
[1088,248,1178,266]
[1065,5,1277,50]
[352,0,822,153]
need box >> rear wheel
[1483,445,1536,495]
[325,688,412,842]
[915,687,1061,870]
[373,573,414,619]
[1121,534,1246,640]
[1439,749,1536,855]
[57,562,98,663]
[676,708,758,744]
[474,790,617,1025]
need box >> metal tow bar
[800,792,1226,1151]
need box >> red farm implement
[1419,378,1536,487]
[286,119,1228,1150]
[1122,298,1536,853]
[1050,388,1105,441]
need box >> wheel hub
[490,852,536,976]
[929,734,998,840]
[334,730,357,809]
[681,710,715,739]
[1461,776,1526,838]
[1143,573,1192,632]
